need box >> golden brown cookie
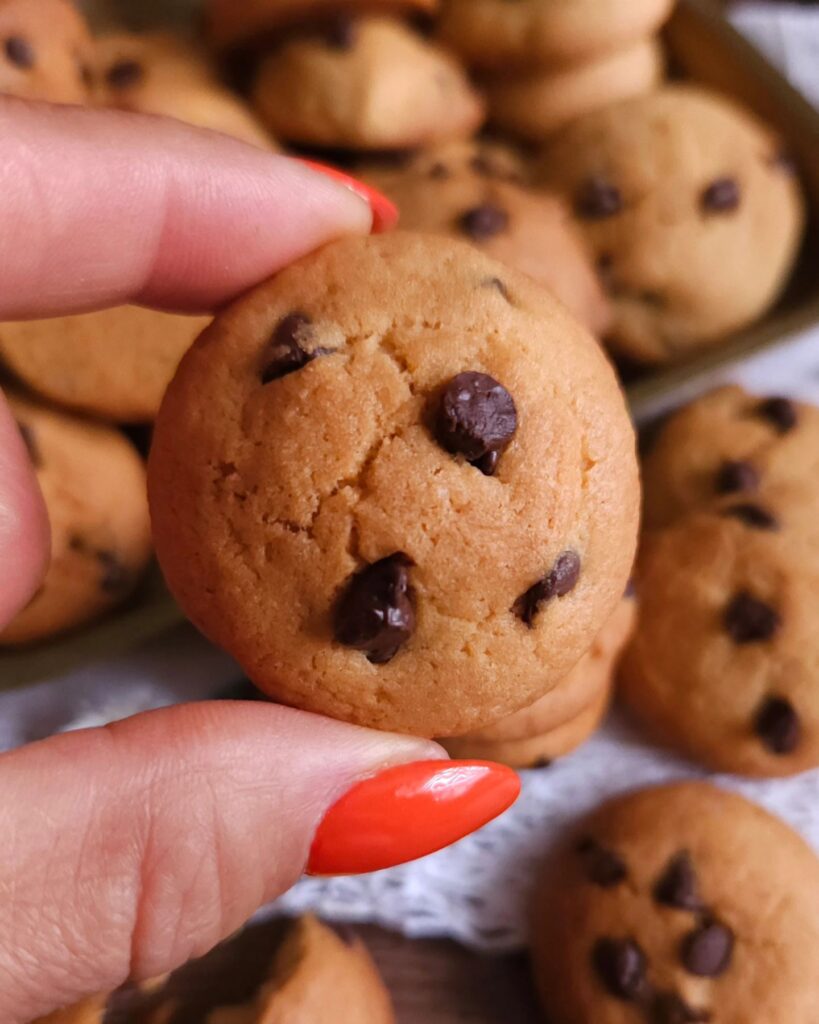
[486,37,664,142]
[148,232,639,736]
[208,916,394,1024]
[91,32,275,149]
[1,395,152,646]
[33,997,106,1024]
[539,86,806,365]
[0,306,210,423]
[0,0,92,104]
[252,18,483,150]
[362,149,611,335]
[641,387,819,531]
[205,0,439,53]
[438,0,675,72]
[532,783,819,1024]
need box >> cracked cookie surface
[148,232,638,735]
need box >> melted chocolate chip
[652,992,711,1024]
[681,920,734,977]
[473,450,500,477]
[757,396,798,434]
[334,554,415,664]
[325,15,357,49]
[701,177,741,213]
[653,851,702,911]
[261,313,331,383]
[724,591,780,644]
[106,58,144,89]
[514,551,581,627]
[721,503,778,531]
[576,837,628,888]
[755,696,801,755]
[715,460,759,495]
[436,372,517,467]
[459,204,509,241]
[576,177,623,220]
[97,550,130,594]
[4,35,34,69]
[592,938,647,1000]
[16,421,41,467]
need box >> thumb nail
[297,158,399,234]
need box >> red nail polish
[307,760,520,876]
[298,158,399,233]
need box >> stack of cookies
[438,0,674,143]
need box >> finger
[0,97,374,319]
[0,390,49,627]
[0,703,517,1023]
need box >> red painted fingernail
[307,760,520,876]
[298,158,399,233]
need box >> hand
[0,98,519,1023]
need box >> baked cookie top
[0,0,92,104]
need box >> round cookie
[0,306,211,424]
[1,395,152,646]
[362,151,611,335]
[205,0,439,53]
[641,387,819,530]
[91,32,275,150]
[538,86,806,365]
[148,232,639,736]
[621,504,819,777]
[532,782,819,1024]
[438,0,674,72]
[444,594,636,745]
[485,38,664,143]
[251,18,484,151]
[0,0,92,104]
[443,682,611,768]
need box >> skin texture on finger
[0,390,49,626]
[0,701,442,1023]
[0,96,373,319]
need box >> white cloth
[2,4,819,953]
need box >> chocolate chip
[724,591,780,644]
[16,421,41,467]
[473,450,500,477]
[334,554,415,664]
[575,177,623,219]
[106,58,144,89]
[755,696,801,755]
[653,851,702,911]
[514,551,581,627]
[325,15,357,49]
[592,938,647,1000]
[532,758,552,769]
[721,504,778,530]
[261,313,331,383]
[770,148,797,176]
[757,396,798,434]
[652,992,711,1024]
[715,460,759,495]
[576,837,628,888]
[428,161,451,180]
[97,550,130,594]
[436,372,517,468]
[681,920,734,977]
[701,177,741,213]
[483,276,510,302]
[459,204,509,241]
[4,35,34,69]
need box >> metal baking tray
[2,0,818,691]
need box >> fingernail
[297,158,399,233]
[307,760,520,876]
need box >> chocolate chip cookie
[641,387,819,530]
[1,394,152,646]
[486,37,664,142]
[0,0,92,104]
[251,17,484,150]
[91,32,276,150]
[148,232,639,736]
[362,148,611,335]
[438,0,674,72]
[0,306,211,424]
[532,782,819,1024]
[539,86,806,364]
